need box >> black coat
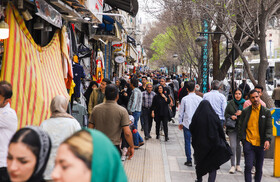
[190,100,232,177]
[151,93,171,119]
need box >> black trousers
[155,116,169,138]
[114,145,122,157]
[142,107,153,137]
[275,100,280,107]
[0,167,10,182]
[243,140,264,182]
[196,170,216,182]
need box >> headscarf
[50,95,73,118]
[179,81,189,102]
[84,81,98,103]
[233,88,246,110]
[85,129,128,182]
[23,126,52,182]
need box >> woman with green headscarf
[224,88,246,174]
[51,129,127,182]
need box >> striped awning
[1,4,69,128]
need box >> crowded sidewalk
[124,114,279,182]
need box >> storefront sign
[115,56,125,64]
[112,41,125,55]
[35,0,62,28]
[86,0,103,23]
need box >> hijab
[233,88,246,110]
[12,126,51,182]
[50,95,73,119]
[179,81,189,102]
[85,129,127,182]
[84,81,98,103]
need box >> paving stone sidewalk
[124,119,280,182]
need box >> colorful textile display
[0,4,69,128]
[61,25,73,89]
[94,50,104,83]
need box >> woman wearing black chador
[190,100,232,182]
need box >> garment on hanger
[73,63,86,97]
[78,43,91,59]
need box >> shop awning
[127,36,136,47]
[129,45,138,61]
[104,0,139,17]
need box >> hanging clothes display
[72,63,85,98]
[1,4,69,128]
[61,25,73,89]
[94,49,104,83]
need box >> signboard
[112,41,124,55]
[271,108,280,136]
[35,0,62,28]
[115,56,125,64]
[86,0,103,23]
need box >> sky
[138,0,160,24]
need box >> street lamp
[195,32,236,92]
[173,54,178,59]
[195,35,207,47]
[172,54,178,74]
[250,44,260,55]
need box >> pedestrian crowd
[0,70,274,182]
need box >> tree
[193,0,280,108]
[143,1,203,79]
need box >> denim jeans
[132,111,141,130]
[183,126,192,162]
[243,140,265,182]
[133,131,144,146]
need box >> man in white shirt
[0,81,18,182]
[178,81,202,167]
[203,80,227,126]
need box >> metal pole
[104,44,107,78]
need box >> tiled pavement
[124,117,280,182]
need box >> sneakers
[251,166,256,174]
[236,165,242,172]
[184,161,192,167]
[229,166,236,174]
[121,155,126,161]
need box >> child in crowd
[121,115,144,161]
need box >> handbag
[168,106,173,120]
[225,117,236,128]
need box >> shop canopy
[104,0,139,17]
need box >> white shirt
[203,90,227,120]
[40,117,81,180]
[178,93,202,129]
[0,103,18,167]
